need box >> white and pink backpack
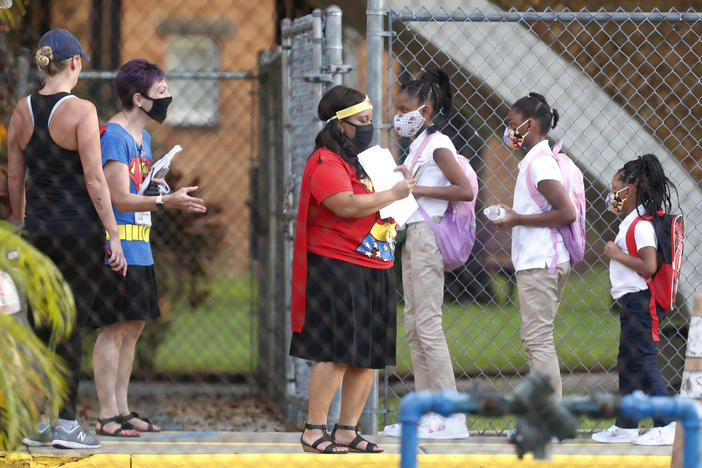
[525,141,586,273]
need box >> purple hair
[115,59,167,110]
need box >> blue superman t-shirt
[100,122,154,266]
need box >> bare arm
[494,179,576,230]
[605,243,658,276]
[412,148,473,202]
[75,102,127,274]
[103,162,206,214]
[6,103,27,220]
[321,178,416,218]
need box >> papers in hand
[357,145,418,227]
[138,145,182,195]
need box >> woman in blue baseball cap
[7,28,127,449]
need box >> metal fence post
[324,5,344,87]
[362,0,386,435]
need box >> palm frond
[0,222,75,345]
[0,315,68,450]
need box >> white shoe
[634,422,676,446]
[417,413,447,439]
[383,413,437,438]
[430,413,469,439]
[592,425,639,443]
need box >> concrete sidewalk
[0,431,673,467]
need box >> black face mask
[140,96,173,123]
[345,122,374,152]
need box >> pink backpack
[409,133,479,272]
[525,141,586,273]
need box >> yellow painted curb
[0,453,672,468]
[133,453,671,468]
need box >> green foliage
[0,222,73,450]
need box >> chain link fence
[373,3,702,433]
[1,0,280,440]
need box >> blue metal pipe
[621,391,702,468]
[398,389,702,468]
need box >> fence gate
[367,1,702,433]
[256,6,351,426]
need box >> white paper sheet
[357,145,418,227]
[138,145,183,195]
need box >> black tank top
[23,92,102,234]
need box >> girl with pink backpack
[383,69,475,439]
[490,93,579,402]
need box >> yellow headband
[327,96,373,122]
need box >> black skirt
[86,264,161,328]
[289,253,396,369]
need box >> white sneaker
[430,413,469,439]
[592,425,639,443]
[383,413,439,437]
[634,422,676,446]
[417,413,447,439]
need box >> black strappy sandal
[300,423,347,454]
[331,424,383,453]
[122,411,160,432]
[96,415,139,437]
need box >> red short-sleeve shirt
[305,148,396,268]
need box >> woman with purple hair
[90,59,206,437]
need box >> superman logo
[129,157,152,190]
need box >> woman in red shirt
[290,86,415,453]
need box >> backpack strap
[524,146,561,274]
[408,132,436,173]
[624,215,660,342]
[410,132,440,226]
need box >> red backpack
[625,212,685,312]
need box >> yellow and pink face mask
[605,186,631,214]
[502,119,530,149]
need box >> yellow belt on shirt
[105,224,150,242]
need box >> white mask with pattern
[393,105,426,138]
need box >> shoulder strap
[26,95,34,126]
[48,94,77,128]
[625,215,653,261]
[409,132,436,172]
[524,145,561,273]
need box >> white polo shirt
[403,128,460,225]
[609,205,657,300]
[511,139,570,272]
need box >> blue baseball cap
[38,28,90,61]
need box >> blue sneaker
[51,420,101,449]
[22,423,53,446]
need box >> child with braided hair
[592,154,678,446]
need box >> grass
[150,274,256,373]
[391,266,619,376]
[144,266,618,376]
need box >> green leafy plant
[0,222,74,450]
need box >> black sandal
[122,411,160,432]
[300,423,346,453]
[332,424,383,453]
[96,415,139,437]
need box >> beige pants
[401,221,457,392]
[516,262,571,399]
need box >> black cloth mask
[345,122,374,153]
[140,96,172,123]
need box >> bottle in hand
[483,205,507,221]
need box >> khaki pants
[516,262,571,399]
[401,221,456,392]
